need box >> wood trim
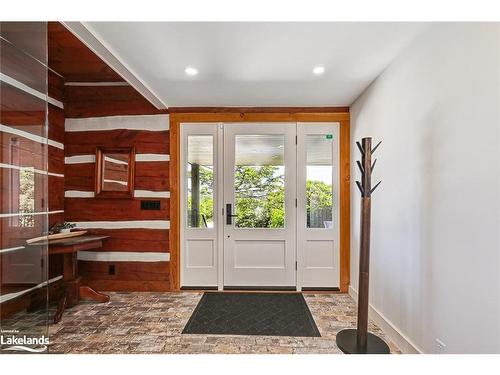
[168,107,349,114]
[339,116,351,293]
[168,111,350,292]
[169,115,180,290]
[94,147,135,199]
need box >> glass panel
[1,22,49,353]
[306,135,333,228]
[187,136,214,228]
[234,134,285,228]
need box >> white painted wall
[350,23,500,353]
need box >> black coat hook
[370,181,382,194]
[356,141,365,156]
[356,160,365,175]
[371,141,382,154]
[371,159,377,173]
[356,181,364,196]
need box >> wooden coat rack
[336,137,390,354]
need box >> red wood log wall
[63,97,170,291]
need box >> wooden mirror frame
[95,147,135,199]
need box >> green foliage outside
[19,167,35,227]
[189,164,333,228]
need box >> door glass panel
[306,135,333,228]
[187,135,214,228]
[234,134,285,228]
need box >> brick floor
[2,292,400,354]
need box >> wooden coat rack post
[336,137,390,354]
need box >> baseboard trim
[348,285,423,354]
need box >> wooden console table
[31,235,110,323]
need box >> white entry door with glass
[180,122,340,290]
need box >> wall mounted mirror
[95,147,135,198]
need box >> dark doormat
[182,292,321,337]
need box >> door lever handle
[226,203,237,225]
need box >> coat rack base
[336,329,390,354]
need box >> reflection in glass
[102,153,130,191]
[187,136,214,228]
[234,134,285,229]
[306,135,333,228]
[19,167,36,227]
[0,21,49,352]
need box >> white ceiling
[83,22,428,108]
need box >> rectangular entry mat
[182,292,321,337]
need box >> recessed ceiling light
[313,66,325,75]
[185,67,198,76]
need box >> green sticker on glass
[326,134,333,140]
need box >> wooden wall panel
[48,71,65,103]
[49,211,64,228]
[65,130,169,156]
[47,145,64,175]
[81,279,170,292]
[76,228,169,253]
[135,161,170,191]
[64,86,168,118]
[48,104,65,144]
[64,198,169,221]
[63,113,171,291]
[79,261,169,281]
[48,22,124,83]
[78,261,170,292]
[64,161,169,192]
[64,163,94,191]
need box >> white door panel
[180,123,219,287]
[223,123,296,287]
[297,123,340,289]
[181,122,340,289]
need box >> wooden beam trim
[168,107,349,114]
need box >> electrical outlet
[435,338,446,354]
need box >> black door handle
[226,203,237,225]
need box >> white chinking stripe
[0,210,64,218]
[103,179,128,186]
[0,72,64,109]
[48,172,64,178]
[77,251,170,262]
[65,190,95,198]
[104,156,128,165]
[0,276,63,304]
[65,114,169,132]
[0,163,63,178]
[0,246,25,255]
[134,190,170,198]
[72,220,170,229]
[0,124,64,150]
[65,155,95,164]
[135,154,170,162]
[65,154,169,164]
[65,190,170,198]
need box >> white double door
[181,122,339,290]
